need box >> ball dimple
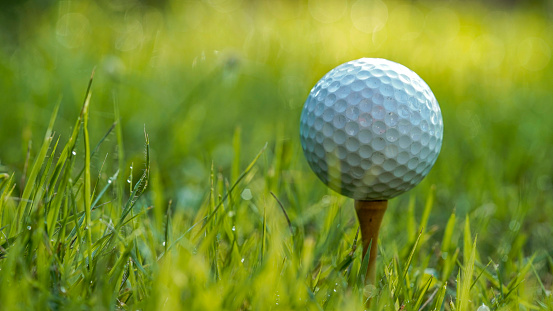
[323,138,336,152]
[359,145,372,158]
[383,97,397,111]
[388,178,403,188]
[411,142,422,155]
[404,83,415,95]
[359,99,372,112]
[382,159,397,172]
[371,105,385,120]
[325,93,337,107]
[410,111,421,126]
[315,131,324,144]
[407,157,419,170]
[386,128,399,143]
[342,75,355,85]
[333,114,346,129]
[371,69,384,77]
[336,87,350,99]
[404,170,416,182]
[306,138,315,152]
[421,132,430,146]
[348,153,361,167]
[386,68,398,78]
[408,97,418,110]
[384,145,398,158]
[420,146,431,159]
[372,137,386,151]
[372,152,385,165]
[411,127,422,141]
[429,136,437,149]
[307,113,316,126]
[366,77,381,89]
[397,151,410,164]
[398,104,409,118]
[385,112,399,127]
[395,90,408,104]
[380,76,391,84]
[318,160,328,173]
[345,93,362,106]
[334,130,347,145]
[328,81,340,92]
[415,161,427,174]
[340,160,352,172]
[380,84,394,97]
[300,58,443,200]
[346,105,360,120]
[372,93,385,106]
[336,146,348,160]
[420,120,429,132]
[372,121,386,135]
[359,129,372,143]
[314,117,324,131]
[345,122,359,136]
[391,77,404,89]
[323,108,334,122]
[359,113,373,127]
[322,123,333,137]
[308,128,316,139]
[399,74,411,84]
[335,99,347,113]
[379,172,395,183]
[314,144,325,158]
[398,119,411,134]
[345,137,360,152]
[361,88,373,99]
[317,88,328,101]
[373,183,388,192]
[393,165,408,177]
[358,70,371,79]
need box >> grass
[1,0,553,310]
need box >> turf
[1,0,553,310]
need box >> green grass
[1,0,553,310]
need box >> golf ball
[300,58,443,200]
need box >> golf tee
[355,200,388,285]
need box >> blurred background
[1,0,553,262]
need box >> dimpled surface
[300,58,443,200]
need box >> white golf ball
[300,58,443,200]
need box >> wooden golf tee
[355,200,388,285]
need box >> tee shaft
[355,200,388,285]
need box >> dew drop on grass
[241,258,244,263]
[72,151,77,155]
[127,179,131,183]
[162,241,166,246]
[232,226,236,232]
[477,304,491,311]
[241,189,252,200]
[108,179,112,184]
[27,226,31,230]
